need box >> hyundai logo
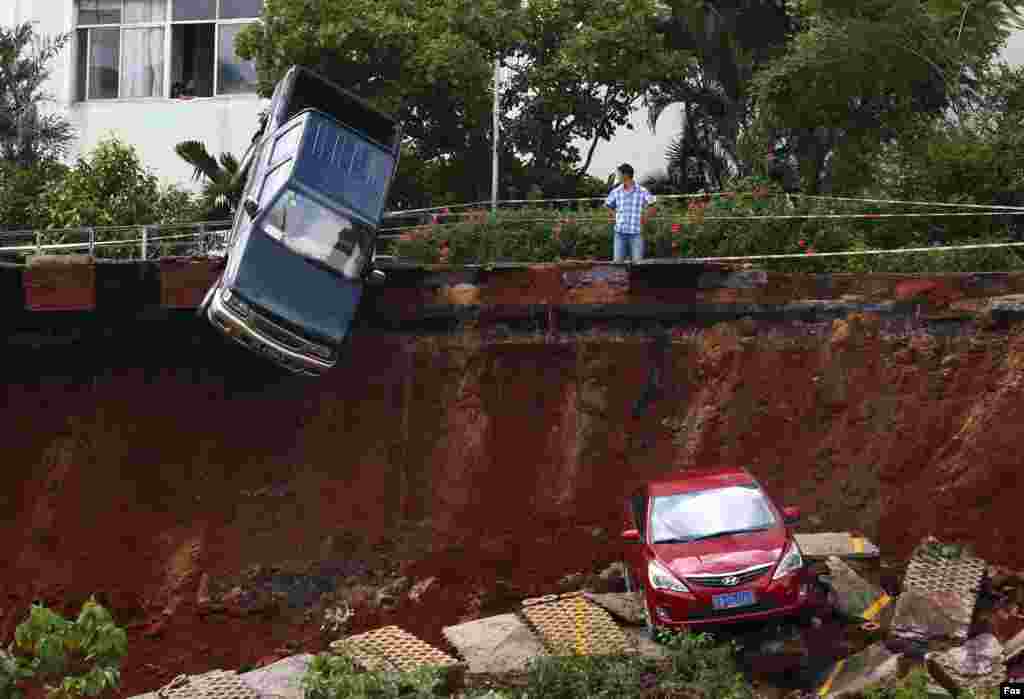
[721,575,740,586]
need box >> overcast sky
[581,30,1024,184]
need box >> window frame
[75,0,261,101]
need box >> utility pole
[492,58,500,212]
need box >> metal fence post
[141,226,148,260]
[88,228,95,257]
[35,230,41,255]
[198,223,206,256]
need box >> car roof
[644,466,758,497]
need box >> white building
[8,0,266,187]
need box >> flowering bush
[387,179,1024,272]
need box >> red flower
[798,239,807,247]
[431,214,439,224]
[442,207,450,215]
[671,223,681,233]
[806,247,816,255]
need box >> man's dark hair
[618,163,634,177]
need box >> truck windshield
[263,188,372,280]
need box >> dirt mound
[2,319,1023,696]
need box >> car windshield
[649,484,776,544]
[263,187,372,280]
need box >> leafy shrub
[387,176,1024,273]
[0,596,127,699]
[300,651,447,699]
[0,160,67,231]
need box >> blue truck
[198,66,402,376]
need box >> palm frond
[174,140,222,183]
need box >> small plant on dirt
[0,596,128,699]
[300,650,447,699]
[320,604,353,636]
[654,628,753,699]
[514,653,657,698]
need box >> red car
[621,466,816,632]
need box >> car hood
[652,528,788,577]
[231,226,362,345]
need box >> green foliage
[0,597,127,699]
[300,651,447,699]
[0,22,75,167]
[173,140,243,219]
[34,136,202,251]
[751,0,1024,194]
[387,181,1024,273]
[0,159,66,231]
[304,627,753,698]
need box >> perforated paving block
[330,625,460,673]
[889,539,987,651]
[155,670,262,699]
[519,591,635,656]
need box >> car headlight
[222,288,249,318]
[772,540,804,580]
[648,560,689,593]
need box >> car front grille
[686,567,771,588]
[249,311,305,351]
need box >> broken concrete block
[582,592,645,626]
[239,654,314,699]
[926,633,1006,695]
[816,642,902,698]
[1006,628,1024,663]
[795,533,880,560]
[888,539,985,655]
[442,614,547,674]
[888,590,974,656]
[824,556,892,621]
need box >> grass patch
[861,667,999,699]
[301,629,754,698]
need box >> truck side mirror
[243,197,259,219]
[366,268,386,286]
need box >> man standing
[605,163,656,263]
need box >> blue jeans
[614,233,644,263]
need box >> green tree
[751,0,1024,194]
[645,0,800,190]
[0,22,75,166]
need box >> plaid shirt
[605,184,656,236]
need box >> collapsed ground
[3,308,1024,696]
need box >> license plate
[712,590,756,610]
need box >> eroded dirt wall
[1,314,1023,695]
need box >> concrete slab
[823,556,892,621]
[796,533,880,560]
[582,592,645,626]
[239,654,315,699]
[816,642,902,698]
[1006,628,1024,663]
[927,633,1006,695]
[442,614,547,675]
[888,539,985,654]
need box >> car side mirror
[365,268,386,286]
[621,528,641,542]
[243,197,259,219]
[782,506,800,525]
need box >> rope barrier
[686,240,1024,262]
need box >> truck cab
[200,66,402,376]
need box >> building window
[75,0,260,101]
